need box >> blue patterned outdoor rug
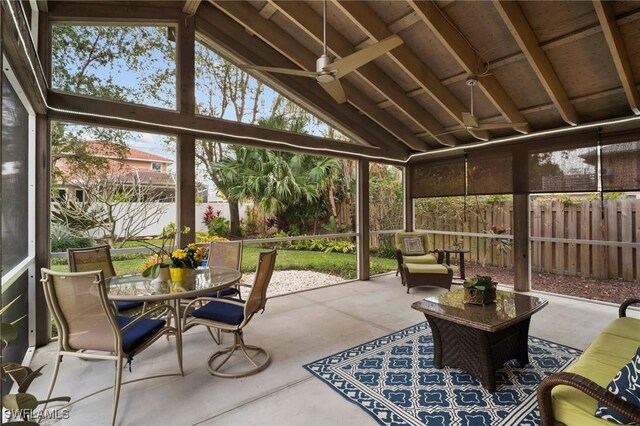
[304,322,581,426]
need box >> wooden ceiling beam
[593,1,640,115]
[258,3,278,20]
[47,1,179,23]
[197,3,410,159]
[270,0,457,147]
[409,0,530,134]
[336,0,490,141]
[48,90,394,161]
[209,0,430,151]
[182,0,201,16]
[494,1,579,125]
[1,0,47,114]
[440,8,640,88]
[36,0,48,13]
[388,11,421,34]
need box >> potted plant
[2,296,70,422]
[463,275,497,305]
[167,243,206,284]
[140,223,190,280]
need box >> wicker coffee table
[411,289,547,391]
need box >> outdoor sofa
[537,298,640,425]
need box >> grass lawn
[51,246,397,280]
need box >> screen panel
[410,157,465,198]
[527,132,598,194]
[467,147,513,195]
[2,75,29,272]
[601,130,640,192]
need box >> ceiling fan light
[316,73,335,83]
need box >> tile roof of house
[85,141,173,163]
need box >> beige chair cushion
[402,253,438,265]
[405,264,449,274]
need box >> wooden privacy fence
[415,198,640,281]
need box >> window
[57,189,67,200]
[51,24,177,109]
[75,189,84,202]
[151,162,161,171]
[2,74,32,394]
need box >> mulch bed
[462,262,639,305]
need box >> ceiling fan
[461,75,527,131]
[239,1,403,104]
[433,75,528,137]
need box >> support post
[177,134,196,246]
[403,165,413,231]
[513,194,530,291]
[357,159,370,280]
[176,12,196,246]
[513,147,530,292]
[34,10,50,346]
[34,115,50,345]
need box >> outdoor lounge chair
[394,232,451,292]
[394,232,442,269]
[68,245,145,314]
[182,249,277,378]
[395,250,453,293]
[40,268,183,426]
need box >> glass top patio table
[411,289,548,332]
[106,267,242,302]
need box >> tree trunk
[229,198,241,238]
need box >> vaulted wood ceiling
[200,0,640,154]
[37,1,640,161]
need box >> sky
[54,24,350,190]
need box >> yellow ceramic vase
[169,267,194,283]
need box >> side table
[443,248,471,280]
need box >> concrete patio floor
[27,273,637,426]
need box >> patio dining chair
[203,240,243,299]
[68,245,145,314]
[181,241,244,344]
[40,268,183,426]
[182,249,277,378]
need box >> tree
[194,42,267,237]
[50,25,178,245]
[52,168,169,248]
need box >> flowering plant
[169,243,206,269]
[141,223,190,278]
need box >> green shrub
[51,236,92,253]
[287,238,355,254]
[207,216,230,238]
[377,242,397,259]
[322,239,355,254]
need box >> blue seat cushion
[191,299,244,325]
[116,316,166,354]
[114,300,144,312]
[186,287,240,299]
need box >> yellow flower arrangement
[169,244,206,269]
[141,224,191,277]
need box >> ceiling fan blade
[462,112,479,128]
[324,35,403,78]
[320,79,347,103]
[239,64,319,78]
[475,122,529,130]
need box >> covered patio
[3,0,640,425]
[26,276,624,425]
